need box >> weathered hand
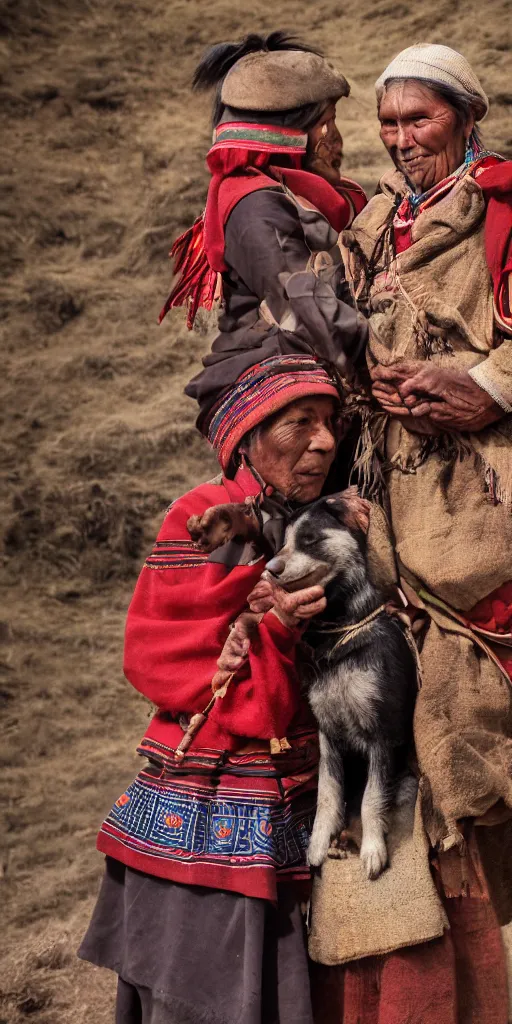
[370,360,424,406]
[397,364,504,432]
[370,360,503,433]
[371,384,404,409]
[370,364,438,434]
[370,360,424,414]
[370,360,424,386]
[268,581,327,629]
[216,618,251,675]
[333,485,372,534]
[371,389,440,435]
[246,579,275,615]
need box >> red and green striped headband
[206,354,340,471]
[209,121,308,157]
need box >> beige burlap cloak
[341,168,512,856]
[308,785,448,965]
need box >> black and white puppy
[265,494,417,879]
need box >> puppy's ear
[325,489,371,535]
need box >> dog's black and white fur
[265,494,417,879]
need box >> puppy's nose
[265,556,285,577]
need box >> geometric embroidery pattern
[101,772,313,873]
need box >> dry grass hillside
[0,0,511,1020]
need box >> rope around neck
[319,603,388,657]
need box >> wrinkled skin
[245,394,340,504]
[305,100,344,186]
[374,81,504,433]
[216,581,328,679]
[211,580,327,689]
[370,361,503,434]
[379,79,472,196]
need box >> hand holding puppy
[211,573,326,690]
[250,576,327,629]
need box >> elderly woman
[159,32,368,420]
[322,42,512,1024]
[79,354,358,1024]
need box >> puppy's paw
[187,503,260,553]
[187,507,235,552]
[360,834,388,880]
[307,830,330,868]
[327,832,349,860]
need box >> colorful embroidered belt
[137,727,319,777]
[97,729,319,901]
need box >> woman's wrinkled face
[305,101,343,185]
[245,395,339,503]
[379,80,472,194]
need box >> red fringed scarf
[159,122,367,329]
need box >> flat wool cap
[221,49,349,112]
[375,44,489,120]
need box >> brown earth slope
[0,0,511,1020]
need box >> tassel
[174,674,234,761]
[270,737,292,754]
[159,215,221,330]
[350,406,387,501]
[174,712,209,761]
[412,311,454,359]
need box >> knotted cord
[318,603,387,657]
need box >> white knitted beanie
[375,44,489,120]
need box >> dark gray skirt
[79,857,313,1024]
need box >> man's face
[305,102,343,186]
[379,80,472,194]
[247,396,339,503]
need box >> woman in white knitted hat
[321,42,512,1024]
